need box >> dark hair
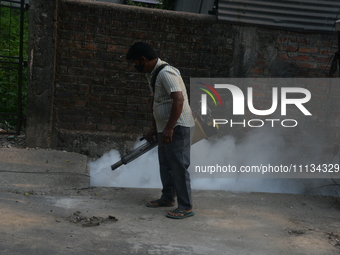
[126,42,157,61]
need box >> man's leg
[163,126,192,210]
[158,133,176,203]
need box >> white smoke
[89,127,340,196]
[89,139,161,188]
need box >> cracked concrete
[0,147,339,255]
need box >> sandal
[146,199,175,208]
[166,208,195,219]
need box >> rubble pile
[0,131,26,149]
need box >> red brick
[252,68,264,74]
[83,43,96,51]
[69,50,93,59]
[70,32,84,41]
[78,85,90,92]
[110,125,118,131]
[279,53,289,60]
[107,45,118,52]
[74,123,96,130]
[288,37,297,44]
[318,64,330,70]
[255,60,265,65]
[320,49,334,55]
[257,53,264,59]
[63,115,85,122]
[291,55,310,61]
[277,36,288,43]
[297,38,308,45]
[75,101,86,106]
[296,62,317,69]
[59,122,74,129]
[88,116,108,124]
[298,47,318,53]
[90,95,101,101]
[85,34,94,41]
[313,56,331,63]
[279,46,298,52]
[97,124,111,131]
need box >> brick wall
[26,0,340,156]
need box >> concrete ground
[0,147,339,255]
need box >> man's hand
[145,127,158,143]
[161,91,184,144]
[162,127,173,144]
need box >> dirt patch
[67,211,118,227]
[328,232,340,249]
[288,229,306,235]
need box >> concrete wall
[26,0,340,156]
[26,0,58,148]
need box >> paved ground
[0,147,339,255]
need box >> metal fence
[0,0,28,134]
[217,0,340,33]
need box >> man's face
[130,58,146,73]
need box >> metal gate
[0,0,28,134]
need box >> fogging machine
[111,137,158,171]
[111,102,218,171]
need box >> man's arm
[145,98,158,142]
[162,91,184,144]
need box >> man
[126,42,195,219]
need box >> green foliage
[125,0,177,10]
[126,0,146,8]
[0,5,28,130]
[157,0,177,10]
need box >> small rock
[7,135,15,140]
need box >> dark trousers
[158,126,192,210]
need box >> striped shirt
[146,59,195,132]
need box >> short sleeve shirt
[146,59,195,132]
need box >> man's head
[126,42,158,73]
